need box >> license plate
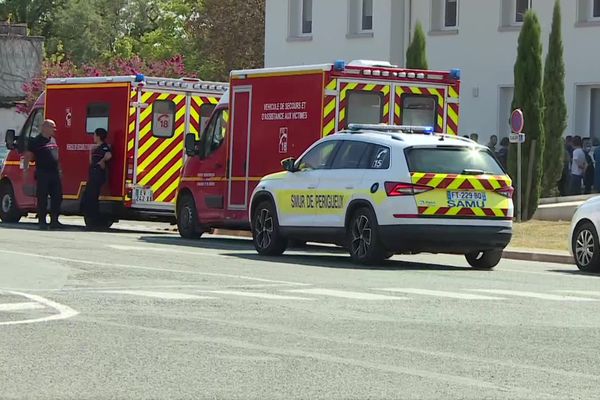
[133,187,153,203]
[447,191,487,203]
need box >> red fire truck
[177,60,461,237]
[1,75,227,226]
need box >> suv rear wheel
[572,222,600,272]
[0,183,22,223]
[177,194,203,239]
[465,250,502,269]
[347,207,386,265]
[252,201,287,256]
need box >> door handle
[308,185,317,189]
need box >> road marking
[285,288,408,300]
[0,302,46,311]
[468,289,598,301]
[99,290,214,300]
[204,290,313,301]
[554,290,600,297]
[376,288,505,300]
[0,290,79,326]
[0,249,309,287]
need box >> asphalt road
[1,218,599,400]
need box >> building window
[289,0,312,38]
[515,0,529,23]
[444,0,458,28]
[594,0,600,18]
[361,0,373,31]
[301,0,312,34]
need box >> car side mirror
[184,133,200,156]
[281,157,297,172]
[5,129,16,150]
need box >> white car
[570,197,600,272]
[249,124,514,267]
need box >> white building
[265,0,600,143]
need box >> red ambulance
[1,75,227,226]
[177,60,461,238]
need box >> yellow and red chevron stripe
[322,76,337,136]
[447,85,460,135]
[337,82,390,130]
[411,172,511,191]
[394,86,445,132]
[417,206,510,218]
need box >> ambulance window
[199,104,216,136]
[22,109,44,139]
[298,141,339,170]
[347,91,383,125]
[200,110,226,159]
[401,95,437,128]
[331,141,371,169]
[152,100,176,138]
[86,103,110,134]
[367,144,390,169]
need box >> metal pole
[517,141,522,222]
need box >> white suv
[249,125,514,268]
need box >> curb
[502,249,573,265]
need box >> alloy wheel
[1,193,12,213]
[255,208,273,249]
[351,215,372,258]
[576,229,594,267]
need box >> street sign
[509,132,526,144]
[511,109,524,134]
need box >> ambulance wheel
[252,201,287,256]
[465,250,503,269]
[0,183,21,223]
[177,195,202,239]
[347,207,386,265]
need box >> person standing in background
[487,135,498,152]
[84,128,112,228]
[583,138,594,194]
[469,133,479,143]
[558,136,573,196]
[594,140,600,193]
[570,136,586,196]
[496,137,509,169]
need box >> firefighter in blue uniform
[84,128,112,228]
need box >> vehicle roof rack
[347,124,434,134]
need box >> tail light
[384,182,433,196]
[496,186,514,198]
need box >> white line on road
[0,249,309,287]
[99,290,215,300]
[285,288,408,300]
[204,290,314,301]
[0,290,79,326]
[0,302,45,311]
[468,289,599,301]
[554,290,600,297]
[376,288,506,300]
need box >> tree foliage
[406,21,428,70]
[541,0,567,197]
[509,11,545,220]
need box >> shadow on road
[0,221,168,236]
[548,269,600,278]
[139,235,475,272]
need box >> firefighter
[84,128,112,229]
[24,119,64,230]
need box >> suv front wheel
[347,207,386,265]
[252,201,287,256]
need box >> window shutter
[577,0,589,22]
[348,0,360,34]
[500,0,512,27]
[431,0,443,30]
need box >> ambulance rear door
[129,86,219,211]
[335,79,392,131]
[392,83,456,134]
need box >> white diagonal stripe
[205,291,313,301]
[468,289,598,302]
[285,288,407,300]
[376,288,505,300]
[0,302,45,311]
[100,290,214,300]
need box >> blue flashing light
[424,126,434,135]
[135,73,145,83]
[450,68,461,80]
[334,60,346,71]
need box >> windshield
[405,146,505,175]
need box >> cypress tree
[509,10,545,220]
[406,21,428,69]
[541,0,567,197]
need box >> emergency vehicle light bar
[348,124,434,134]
